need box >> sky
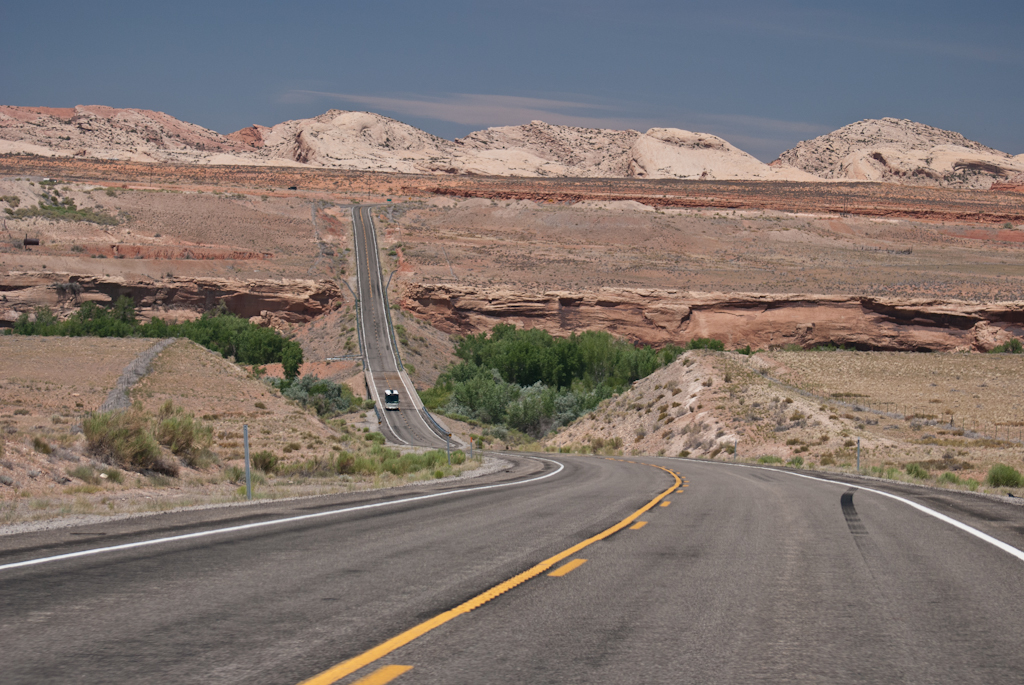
[2,0,1022,162]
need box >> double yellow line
[300,461,682,684]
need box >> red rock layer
[401,284,1024,353]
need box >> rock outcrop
[401,283,1024,352]
[0,273,339,328]
[993,171,1024,194]
[0,105,811,180]
[777,118,1024,189]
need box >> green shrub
[987,463,1023,488]
[786,456,804,467]
[757,455,783,464]
[102,468,124,484]
[335,451,355,474]
[270,375,359,417]
[990,338,1023,354]
[154,401,213,457]
[686,337,725,351]
[251,450,278,474]
[965,478,980,491]
[68,465,100,484]
[32,437,52,454]
[905,463,930,479]
[224,465,244,483]
[83,409,174,475]
[938,472,960,485]
[5,194,118,225]
[677,449,690,458]
[278,457,333,477]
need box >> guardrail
[421,408,452,441]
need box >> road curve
[3,455,1024,684]
[351,205,448,448]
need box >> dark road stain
[841,488,868,536]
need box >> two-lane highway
[351,205,448,448]
[4,455,1024,684]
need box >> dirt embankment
[401,283,1024,352]
[3,155,1023,225]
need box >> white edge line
[682,459,1024,563]
[0,458,566,572]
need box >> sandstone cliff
[777,118,1024,189]
[401,283,1024,353]
[0,273,339,328]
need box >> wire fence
[99,338,177,413]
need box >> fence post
[243,424,252,501]
[856,437,860,474]
[446,434,451,466]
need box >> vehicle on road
[384,389,400,410]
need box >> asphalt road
[351,205,448,448]
[3,454,1024,684]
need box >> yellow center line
[351,665,413,685]
[660,501,671,507]
[548,558,587,577]
[630,521,648,530]
[297,462,680,685]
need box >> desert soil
[547,350,1024,497]
[0,337,480,527]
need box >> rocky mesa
[0,105,830,181]
[401,283,1024,353]
[776,118,1024,189]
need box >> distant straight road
[3,454,1024,684]
[351,205,448,448]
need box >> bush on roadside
[987,463,1023,488]
[757,455,783,464]
[84,408,176,475]
[786,456,804,468]
[154,401,213,458]
[250,450,278,474]
[905,462,930,479]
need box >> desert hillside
[777,117,1024,189]
[0,105,819,181]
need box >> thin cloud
[282,90,830,160]
[285,91,656,131]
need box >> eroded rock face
[0,105,817,180]
[777,118,1024,189]
[401,284,1024,352]
[0,273,339,328]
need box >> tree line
[8,297,303,378]
[421,324,720,438]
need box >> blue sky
[2,0,1021,161]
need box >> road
[3,454,1024,684]
[350,205,449,449]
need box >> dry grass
[0,337,481,527]
[547,349,1024,497]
